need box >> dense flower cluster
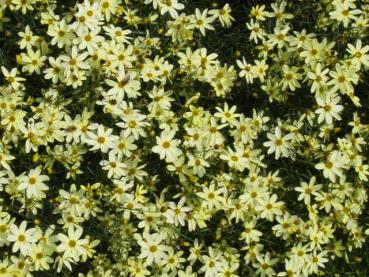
[0,0,369,276]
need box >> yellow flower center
[84,34,92,42]
[324,105,331,112]
[29,177,36,185]
[97,137,105,144]
[69,240,76,247]
[149,245,158,252]
[162,141,171,149]
[326,161,333,169]
[275,138,283,146]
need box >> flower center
[324,105,331,112]
[326,161,333,169]
[97,137,105,144]
[69,240,76,247]
[149,245,158,253]
[162,141,171,149]
[29,177,36,185]
[275,139,283,146]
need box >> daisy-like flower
[100,152,126,178]
[255,193,283,221]
[47,19,75,48]
[281,65,302,91]
[85,125,118,153]
[165,197,192,227]
[1,67,25,90]
[57,226,88,259]
[44,56,64,84]
[270,1,294,23]
[107,42,135,71]
[105,70,141,100]
[197,183,225,209]
[254,59,268,83]
[98,0,119,22]
[204,117,226,147]
[135,232,168,265]
[187,153,210,177]
[239,220,263,243]
[254,252,278,277]
[12,0,35,14]
[249,4,268,21]
[0,151,15,172]
[152,129,182,163]
[7,221,37,255]
[214,103,239,126]
[315,93,343,124]
[307,63,330,93]
[354,156,369,181]
[263,127,294,159]
[18,25,37,50]
[328,63,358,94]
[159,0,184,19]
[116,111,149,140]
[73,1,101,32]
[295,176,322,205]
[103,25,132,44]
[220,147,248,172]
[60,46,90,79]
[209,4,235,27]
[20,49,46,74]
[199,247,226,277]
[307,251,329,275]
[315,150,348,182]
[268,26,290,49]
[300,39,322,65]
[246,19,264,44]
[29,244,53,271]
[348,112,366,135]
[112,133,137,158]
[329,2,361,28]
[190,8,216,36]
[17,167,49,198]
[237,57,256,84]
[122,159,148,182]
[347,39,369,69]
[74,26,104,54]
[147,86,174,113]
[279,257,304,277]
